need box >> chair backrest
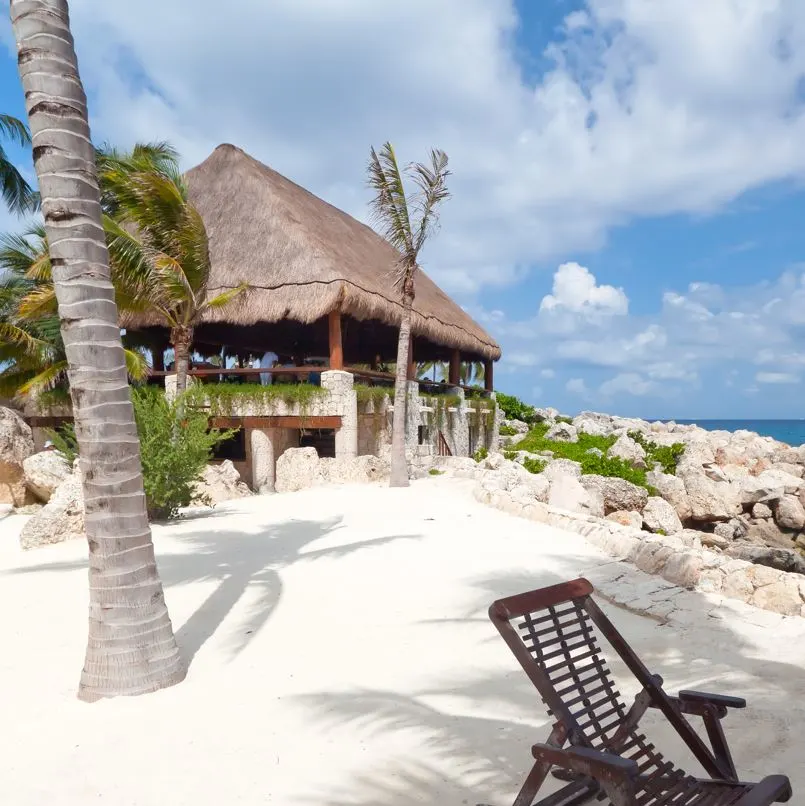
[489,579,724,780]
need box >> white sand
[1,477,804,805]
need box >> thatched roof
[128,144,501,361]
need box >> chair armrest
[732,775,792,805]
[678,690,746,709]
[532,743,638,779]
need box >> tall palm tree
[367,142,450,487]
[11,0,185,701]
[100,159,247,393]
[0,112,37,214]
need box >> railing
[437,431,452,457]
[145,365,493,398]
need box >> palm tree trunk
[389,293,413,487]
[11,0,185,701]
[171,325,193,394]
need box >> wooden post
[407,335,415,380]
[152,344,165,372]
[449,349,460,386]
[328,310,343,370]
[484,359,494,393]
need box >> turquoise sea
[672,420,805,447]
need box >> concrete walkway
[1,476,803,805]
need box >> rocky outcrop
[194,460,252,503]
[642,496,683,535]
[607,433,647,469]
[646,470,692,521]
[579,475,648,514]
[548,474,604,518]
[681,472,740,522]
[0,407,34,506]
[544,422,578,442]
[19,470,84,549]
[275,448,393,493]
[22,451,70,503]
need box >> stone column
[321,370,358,458]
[445,386,469,457]
[250,428,275,493]
[489,391,501,453]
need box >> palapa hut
[124,144,503,489]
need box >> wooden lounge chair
[486,578,792,806]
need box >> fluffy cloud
[12,0,800,294]
[483,262,805,409]
[539,262,628,316]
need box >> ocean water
[673,419,805,447]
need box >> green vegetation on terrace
[184,381,326,416]
[516,422,655,491]
[355,384,392,407]
[495,391,537,423]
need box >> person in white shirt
[259,351,278,385]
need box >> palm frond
[367,142,414,269]
[0,144,38,216]
[0,320,51,356]
[198,284,248,314]
[410,149,451,255]
[0,114,31,147]
[18,360,68,395]
[124,347,149,381]
[15,285,57,319]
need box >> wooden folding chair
[486,578,792,806]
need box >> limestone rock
[774,495,805,531]
[194,460,251,503]
[682,472,739,522]
[661,552,702,589]
[532,407,558,422]
[739,469,802,505]
[275,447,320,493]
[642,496,683,535]
[606,510,643,529]
[22,450,70,503]
[772,462,803,479]
[752,502,773,519]
[646,470,692,521]
[701,531,731,549]
[543,458,582,481]
[0,406,34,506]
[572,412,614,437]
[544,422,578,443]
[19,472,84,549]
[725,544,805,576]
[751,580,802,616]
[319,454,390,485]
[0,503,12,519]
[548,474,604,517]
[579,474,648,514]
[502,419,529,434]
[607,433,647,469]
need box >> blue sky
[3,0,805,419]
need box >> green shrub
[499,423,518,436]
[555,415,574,424]
[45,422,78,465]
[522,456,547,474]
[184,381,326,416]
[132,387,237,520]
[502,449,518,461]
[428,468,443,476]
[495,391,536,423]
[516,424,657,492]
[473,446,489,463]
[627,430,686,475]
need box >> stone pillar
[164,373,197,402]
[445,386,469,457]
[489,392,501,453]
[321,370,357,458]
[250,428,275,493]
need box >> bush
[473,446,489,463]
[522,456,547,474]
[428,468,443,476]
[132,387,237,520]
[516,423,656,492]
[495,391,536,423]
[45,422,78,465]
[627,430,686,475]
[499,423,518,436]
[555,415,573,424]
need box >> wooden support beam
[484,359,494,393]
[328,309,343,370]
[449,349,460,386]
[210,416,342,429]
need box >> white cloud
[540,368,556,379]
[540,262,628,316]
[599,373,658,397]
[566,378,590,396]
[756,372,800,384]
[13,0,800,295]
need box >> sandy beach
[1,476,804,805]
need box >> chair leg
[701,707,737,780]
[512,758,554,806]
[533,778,599,806]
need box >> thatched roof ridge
[128,144,500,360]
